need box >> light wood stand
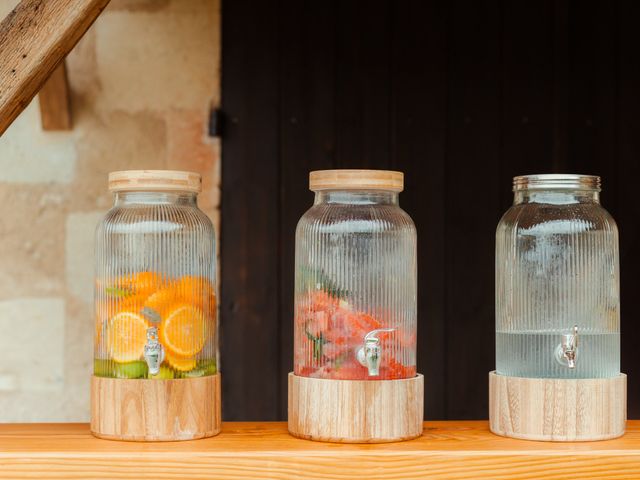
[288,372,423,443]
[489,371,626,441]
[91,374,221,441]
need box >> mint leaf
[305,329,327,361]
[105,286,132,298]
[297,265,348,299]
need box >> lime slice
[105,286,132,298]
[93,359,148,379]
[93,359,110,377]
[197,359,217,376]
[149,366,175,379]
[115,361,148,378]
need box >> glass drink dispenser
[490,174,626,441]
[288,170,423,443]
[91,170,220,441]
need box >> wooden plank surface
[0,0,109,135]
[1,421,640,479]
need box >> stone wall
[0,0,220,421]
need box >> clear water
[496,331,620,378]
[496,197,620,378]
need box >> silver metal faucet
[356,328,395,376]
[143,326,165,375]
[555,325,578,369]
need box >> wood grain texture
[308,169,403,192]
[91,374,221,441]
[0,0,109,135]
[489,371,626,441]
[2,421,640,479]
[37,61,70,130]
[108,170,202,193]
[288,373,423,443]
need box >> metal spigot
[356,328,395,376]
[143,326,165,375]
[555,325,578,369]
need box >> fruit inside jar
[94,271,217,379]
[294,269,416,380]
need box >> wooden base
[288,372,423,443]
[91,374,221,441]
[489,371,626,441]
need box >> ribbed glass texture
[496,180,620,379]
[94,191,217,379]
[294,190,417,380]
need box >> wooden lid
[309,169,404,192]
[108,170,202,193]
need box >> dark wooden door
[220,0,640,421]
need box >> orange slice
[115,271,162,297]
[119,292,147,312]
[144,287,181,320]
[165,351,197,372]
[160,305,206,357]
[176,276,217,314]
[107,312,148,363]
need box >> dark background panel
[221,0,637,420]
[500,0,556,205]
[390,0,448,419]
[220,0,281,420]
[565,0,618,204]
[277,0,338,419]
[335,0,393,169]
[444,0,503,419]
[617,0,640,419]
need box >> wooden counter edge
[1,421,640,479]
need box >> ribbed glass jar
[294,170,417,380]
[94,170,217,380]
[496,174,619,379]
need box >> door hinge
[208,108,224,138]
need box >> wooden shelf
[1,421,640,479]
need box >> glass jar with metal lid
[496,174,619,378]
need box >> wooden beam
[37,61,71,130]
[0,0,110,135]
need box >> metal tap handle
[555,325,578,369]
[143,326,165,376]
[357,328,395,376]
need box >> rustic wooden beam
[37,61,71,130]
[0,0,110,135]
